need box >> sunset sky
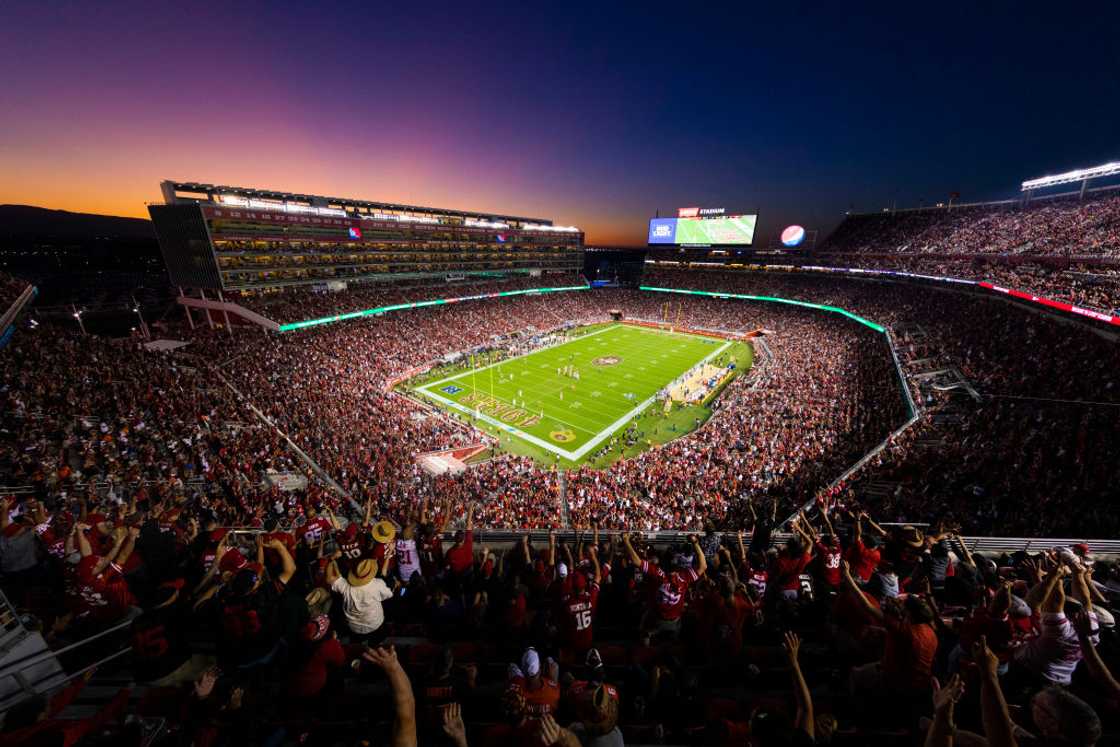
[2,1,1118,246]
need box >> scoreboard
[648,209,757,246]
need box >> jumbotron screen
[648,214,757,246]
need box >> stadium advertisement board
[978,282,1120,326]
[638,285,885,333]
[647,214,757,246]
[279,284,590,331]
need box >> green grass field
[410,324,751,465]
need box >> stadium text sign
[678,207,725,217]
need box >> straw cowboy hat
[900,525,925,549]
[576,683,619,736]
[305,587,332,616]
[348,559,378,587]
[371,520,397,545]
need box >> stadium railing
[0,283,36,348]
[0,586,133,716]
[208,526,1120,557]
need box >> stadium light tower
[1021,161,1120,200]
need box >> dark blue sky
[2,1,1118,244]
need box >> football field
[412,324,733,462]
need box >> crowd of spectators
[824,188,1120,258]
[642,268,1120,536]
[809,256,1120,315]
[5,267,1117,547]
[229,274,585,325]
[193,287,907,532]
[811,186,1120,313]
[4,475,1120,746]
[566,293,906,531]
[2,264,1119,743]
[0,271,31,310]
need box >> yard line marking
[413,325,733,462]
[419,372,609,435]
[417,387,581,459]
[565,338,732,460]
[422,324,618,390]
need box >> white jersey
[396,538,421,581]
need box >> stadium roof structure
[1021,161,1120,192]
[159,180,555,225]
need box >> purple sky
[2,1,1118,245]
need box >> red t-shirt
[288,638,346,698]
[882,620,938,690]
[445,534,474,575]
[641,560,698,621]
[832,589,881,639]
[503,590,528,632]
[846,538,881,582]
[266,530,297,556]
[708,591,754,656]
[419,535,444,577]
[771,551,812,592]
[959,609,1017,662]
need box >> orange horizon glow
[0,162,646,247]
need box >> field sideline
[412,324,735,462]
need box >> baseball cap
[1073,543,1095,564]
[521,647,541,677]
[219,548,249,574]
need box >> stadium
[3,5,1120,746]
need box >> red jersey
[335,527,368,562]
[509,676,561,717]
[299,517,333,546]
[742,562,768,599]
[560,583,600,651]
[814,541,843,588]
[70,558,136,621]
[641,560,698,621]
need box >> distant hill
[0,205,154,241]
